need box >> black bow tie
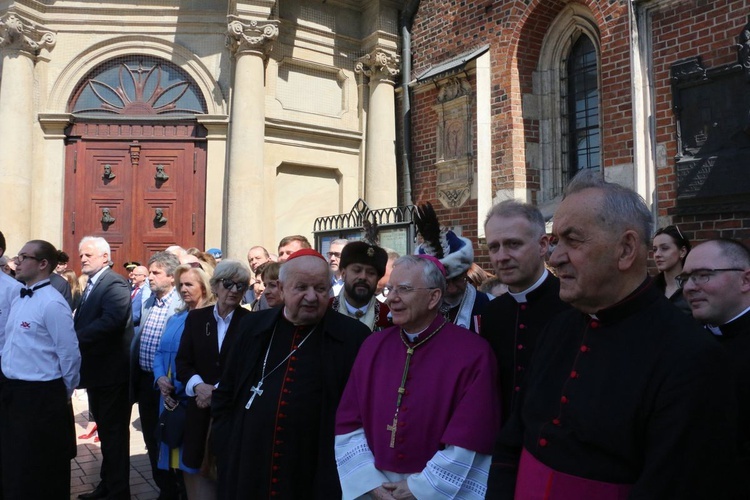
[20,281,51,298]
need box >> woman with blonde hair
[153,262,216,493]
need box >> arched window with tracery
[533,5,601,203]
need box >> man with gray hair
[131,251,184,499]
[75,236,133,500]
[335,255,500,499]
[496,172,738,498]
[681,238,750,497]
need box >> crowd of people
[0,170,748,499]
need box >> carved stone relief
[355,48,400,84]
[0,12,55,57]
[433,75,474,209]
[226,17,279,56]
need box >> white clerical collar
[708,304,750,335]
[343,297,368,317]
[508,268,548,304]
[402,323,430,341]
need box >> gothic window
[563,35,600,180]
[533,4,600,203]
[69,56,207,117]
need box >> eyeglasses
[327,251,341,258]
[675,268,745,288]
[13,254,41,264]
[382,285,437,297]
[222,279,248,292]
[187,262,204,270]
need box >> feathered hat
[414,202,473,279]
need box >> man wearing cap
[206,247,222,263]
[330,241,391,332]
[212,249,370,498]
[335,255,500,499]
[415,203,490,332]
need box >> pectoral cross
[245,381,264,409]
[387,416,398,448]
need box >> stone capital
[226,17,279,57]
[0,12,55,57]
[356,48,400,84]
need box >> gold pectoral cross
[387,416,398,448]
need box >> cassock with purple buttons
[495,279,739,499]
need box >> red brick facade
[404,0,750,267]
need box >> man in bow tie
[1,239,80,498]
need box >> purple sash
[515,448,633,500]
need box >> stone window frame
[534,4,601,203]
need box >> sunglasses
[222,279,248,292]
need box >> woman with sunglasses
[652,225,692,314]
[153,262,216,494]
[175,259,252,499]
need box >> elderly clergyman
[495,172,738,498]
[212,249,370,499]
[335,255,499,499]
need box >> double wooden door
[63,122,207,275]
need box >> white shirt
[0,271,22,350]
[186,305,235,396]
[508,268,548,304]
[2,279,81,396]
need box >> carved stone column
[357,48,399,209]
[224,17,278,258]
[0,12,55,249]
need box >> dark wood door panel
[64,131,206,277]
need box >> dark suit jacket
[212,307,370,499]
[74,268,134,388]
[174,305,250,466]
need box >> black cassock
[712,310,750,498]
[495,279,740,499]
[212,308,369,499]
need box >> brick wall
[651,0,750,246]
[407,0,750,266]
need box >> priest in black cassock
[496,172,739,499]
[480,200,571,496]
[682,238,750,497]
[211,248,370,499]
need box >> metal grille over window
[564,36,600,180]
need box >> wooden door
[63,123,207,275]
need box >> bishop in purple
[335,255,500,499]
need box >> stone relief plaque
[433,76,474,209]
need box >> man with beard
[330,241,391,332]
[211,249,370,499]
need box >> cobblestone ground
[70,390,160,500]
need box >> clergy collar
[400,312,443,337]
[590,277,655,325]
[508,268,549,304]
[709,305,750,338]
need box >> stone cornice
[0,12,55,57]
[226,16,279,57]
[355,48,400,84]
